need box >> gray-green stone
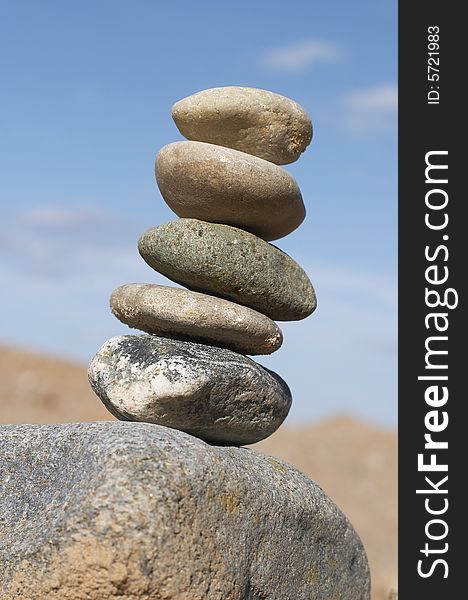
[138,219,316,321]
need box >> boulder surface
[0,422,370,600]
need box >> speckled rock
[156,141,305,241]
[0,421,371,600]
[172,86,313,165]
[88,334,291,445]
[138,219,316,321]
[110,284,282,355]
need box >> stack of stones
[88,86,316,446]
[1,87,371,600]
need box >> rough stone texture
[156,141,305,241]
[0,421,371,600]
[138,219,316,321]
[88,334,291,445]
[110,284,283,355]
[172,86,313,165]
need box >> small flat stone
[138,219,316,321]
[0,422,370,599]
[110,283,283,355]
[156,141,305,241]
[88,334,292,445]
[172,86,313,165]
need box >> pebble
[138,219,316,321]
[88,334,292,445]
[156,141,305,241]
[172,86,312,165]
[110,283,282,355]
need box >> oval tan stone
[172,86,313,165]
[156,141,305,241]
[110,284,283,355]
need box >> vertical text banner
[399,2,463,597]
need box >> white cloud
[261,39,340,72]
[346,84,398,111]
[343,84,398,134]
[0,204,169,361]
[0,205,144,279]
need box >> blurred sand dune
[0,343,397,599]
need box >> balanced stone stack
[88,86,317,446]
[0,88,370,600]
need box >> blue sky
[0,0,397,426]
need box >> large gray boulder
[0,422,370,600]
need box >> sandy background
[0,344,397,599]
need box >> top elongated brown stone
[172,87,312,165]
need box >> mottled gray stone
[110,284,283,355]
[156,141,305,241]
[0,421,370,600]
[88,334,291,445]
[172,86,313,165]
[138,219,316,321]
